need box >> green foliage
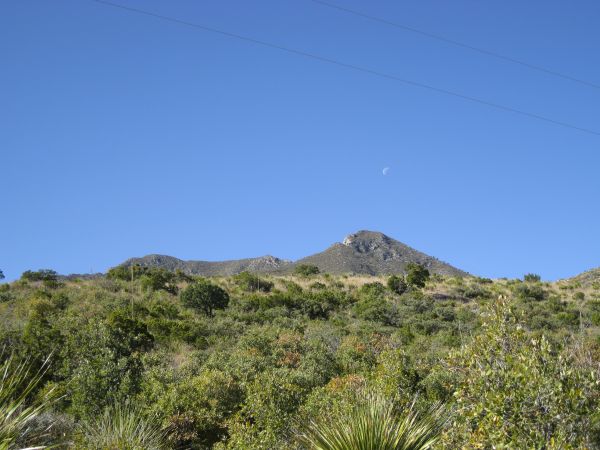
[181,280,230,316]
[106,264,147,281]
[445,299,599,448]
[387,275,408,295]
[294,264,321,277]
[1,270,599,448]
[297,391,446,450]
[76,402,166,450]
[233,271,274,293]
[405,264,430,288]
[21,269,58,282]
[0,355,55,450]
[140,268,178,295]
[524,273,542,282]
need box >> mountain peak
[116,230,467,277]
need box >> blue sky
[2,0,599,281]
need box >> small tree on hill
[387,275,407,295]
[294,264,320,277]
[523,273,541,283]
[181,280,229,317]
[405,263,430,289]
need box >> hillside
[119,230,466,277]
[0,268,598,448]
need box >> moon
[382,167,390,176]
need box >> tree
[443,299,599,448]
[181,280,229,317]
[233,272,273,293]
[523,273,541,282]
[21,269,58,282]
[140,268,178,295]
[294,264,320,277]
[0,270,4,280]
[387,275,408,295]
[405,263,430,288]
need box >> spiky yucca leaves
[297,392,445,450]
[77,402,166,450]
[0,355,54,450]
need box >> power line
[308,0,600,91]
[90,0,599,136]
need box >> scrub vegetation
[0,265,599,448]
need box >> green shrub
[140,268,178,295]
[387,275,408,295]
[405,264,430,289]
[21,269,58,282]
[77,402,166,450]
[181,280,230,317]
[233,272,274,293]
[297,391,446,450]
[0,355,56,449]
[294,264,320,277]
[523,273,542,282]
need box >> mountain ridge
[119,230,467,277]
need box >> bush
[524,273,542,282]
[405,263,430,288]
[297,391,446,450]
[140,268,178,295]
[181,280,230,317]
[444,299,599,448]
[233,272,273,293]
[294,264,320,277]
[77,402,166,450]
[387,275,408,295]
[21,269,58,282]
[0,354,56,449]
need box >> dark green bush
[181,280,230,317]
[294,264,320,277]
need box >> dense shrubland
[0,266,598,448]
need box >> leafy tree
[294,264,320,277]
[233,272,273,293]
[181,280,230,317]
[106,264,148,281]
[524,273,542,282]
[387,275,408,295]
[0,270,4,280]
[444,299,599,448]
[21,269,58,282]
[405,263,430,288]
[140,268,178,295]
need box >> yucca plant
[0,354,54,450]
[77,402,167,450]
[297,392,446,450]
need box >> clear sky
[2,0,599,281]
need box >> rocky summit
[119,230,466,277]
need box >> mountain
[561,267,600,288]
[294,230,467,277]
[121,254,292,277]
[118,230,467,277]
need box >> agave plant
[77,402,166,450]
[297,392,446,450]
[0,354,54,450]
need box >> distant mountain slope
[562,267,600,288]
[122,254,292,277]
[118,230,467,277]
[294,231,467,277]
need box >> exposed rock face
[117,230,467,277]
